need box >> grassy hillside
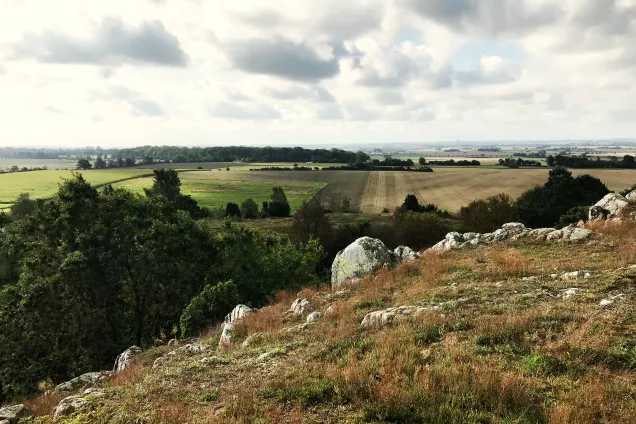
[24,221,636,423]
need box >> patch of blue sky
[449,41,525,70]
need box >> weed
[413,324,444,346]
[199,388,220,403]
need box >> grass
[24,221,636,423]
[0,169,153,203]
[113,173,324,211]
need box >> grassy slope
[27,221,636,423]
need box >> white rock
[0,405,31,424]
[590,193,629,221]
[562,288,580,300]
[241,332,264,348]
[393,246,419,262]
[290,298,311,315]
[600,294,626,307]
[54,396,87,421]
[54,371,111,393]
[522,276,538,282]
[569,228,594,242]
[562,271,591,280]
[218,323,235,348]
[331,237,394,288]
[224,304,253,324]
[360,306,429,328]
[113,346,141,373]
[306,311,323,323]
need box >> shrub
[558,206,589,227]
[180,280,239,337]
[225,202,241,218]
[241,198,259,219]
[459,193,518,233]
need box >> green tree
[144,169,181,201]
[269,187,291,217]
[9,193,36,219]
[241,199,259,219]
[459,193,518,233]
[76,159,92,170]
[180,280,239,337]
[292,199,332,244]
[94,157,106,169]
[419,157,426,166]
[225,203,241,218]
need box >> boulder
[562,270,591,280]
[0,405,31,424]
[331,237,394,288]
[590,193,629,221]
[241,332,265,348]
[393,246,419,262]
[306,311,323,323]
[290,298,311,315]
[360,306,429,328]
[562,288,580,300]
[53,396,87,421]
[113,346,141,373]
[55,371,111,393]
[218,323,235,348]
[599,294,626,307]
[224,304,253,324]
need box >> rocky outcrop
[393,246,419,262]
[0,405,31,424]
[306,311,322,323]
[53,396,87,421]
[360,306,429,328]
[224,304,253,324]
[113,346,141,373]
[331,237,394,288]
[561,270,591,280]
[290,298,311,315]
[590,193,629,221]
[427,223,593,254]
[218,323,235,348]
[54,371,111,393]
[153,343,209,368]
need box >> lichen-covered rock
[224,304,253,324]
[590,193,629,221]
[113,346,141,373]
[54,396,87,421]
[218,323,235,348]
[360,306,429,328]
[331,237,394,288]
[427,222,593,254]
[306,311,323,323]
[600,294,626,307]
[290,298,311,315]
[562,270,591,280]
[0,405,31,424]
[153,343,209,369]
[54,371,111,393]
[393,246,418,262]
[562,288,580,300]
[241,332,265,348]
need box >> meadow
[0,158,78,170]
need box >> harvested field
[359,168,636,213]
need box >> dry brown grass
[591,220,636,264]
[106,362,146,388]
[22,391,65,417]
[483,248,531,278]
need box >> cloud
[208,101,282,120]
[264,85,335,102]
[572,0,636,36]
[13,18,188,67]
[109,87,165,117]
[346,104,381,121]
[376,90,405,105]
[454,56,522,86]
[316,104,345,120]
[400,0,562,36]
[219,38,339,81]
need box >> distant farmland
[2,166,635,215]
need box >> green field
[0,169,154,203]
[113,171,324,211]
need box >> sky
[1,0,635,147]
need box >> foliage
[619,184,636,197]
[0,176,322,399]
[558,206,589,227]
[517,167,609,228]
[459,193,519,233]
[9,193,37,219]
[143,169,205,218]
[76,159,92,170]
[548,154,636,169]
[428,159,481,166]
[225,202,241,218]
[241,198,259,219]
[267,187,291,217]
[180,281,239,337]
[292,199,332,245]
[396,195,451,217]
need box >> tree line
[547,154,636,169]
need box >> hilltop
[9,219,635,423]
